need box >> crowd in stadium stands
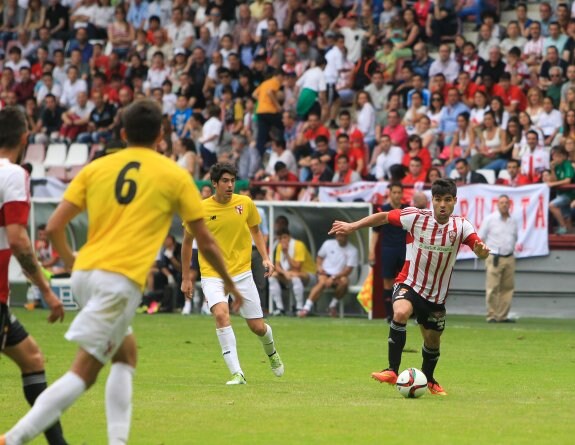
[5,0,575,236]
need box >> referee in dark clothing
[370,183,407,322]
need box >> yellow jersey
[64,147,204,289]
[185,194,260,278]
[254,77,281,114]
[274,239,316,275]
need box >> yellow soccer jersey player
[181,163,284,385]
[64,147,203,289]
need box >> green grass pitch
[1,310,575,444]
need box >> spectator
[524,21,545,67]
[4,47,30,82]
[295,56,327,120]
[427,0,459,47]
[470,110,509,171]
[59,65,88,109]
[77,91,116,144]
[59,91,94,143]
[477,46,506,84]
[296,110,330,149]
[438,88,470,146]
[262,138,297,178]
[70,0,98,35]
[93,0,114,40]
[14,67,35,105]
[402,91,427,132]
[144,235,182,314]
[146,30,173,65]
[409,42,434,84]
[547,145,574,234]
[229,134,260,180]
[36,72,62,105]
[355,91,376,148]
[127,0,149,31]
[364,70,391,121]
[500,21,528,57]
[477,24,500,62]
[547,66,565,108]
[107,5,135,59]
[429,44,460,84]
[335,133,364,176]
[539,96,563,146]
[454,158,488,185]
[198,105,222,172]
[253,69,284,156]
[206,6,231,41]
[402,134,432,175]
[172,138,198,177]
[479,194,518,323]
[497,158,530,186]
[514,130,550,183]
[332,154,361,184]
[166,6,194,51]
[34,93,64,144]
[402,156,426,186]
[298,233,358,318]
[299,153,334,201]
[379,109,408,151]
[268,227,316,315]
[266,161,299,201]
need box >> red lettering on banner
[535,194,546,228]
[474,197,485,228]
[490,198,498,213]
[459,199,469,218]
[521,197,530,230]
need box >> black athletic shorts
[392,283,446,332]
[0,303,29,351]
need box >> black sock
[388,321,407,373]
[421,345,440,382]
[383,289,393,320]
[22,371,68,445]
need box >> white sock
[292,277,304,309]
[303,299,313,311]
[106,363,135,445]
[258,323,276,356]
[268,276,283,310]
[5,372,86,445]
[216,326,243,375]
[329,298,339,309]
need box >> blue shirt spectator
[127,0,149,30]
[439,91,470,137]
[172,107,193,138]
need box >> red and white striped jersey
[388,207,481,304]
[0,158,31,304]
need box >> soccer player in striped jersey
[2,100,242,445]
[0,108,67,445]
[329,179,490,395]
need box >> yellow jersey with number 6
[63,147,204,289]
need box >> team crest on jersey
[235,205,243,215]
[448,230,457,244]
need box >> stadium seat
[43,143,67,168]
[22,144,45,164]
[476,169,496,185]
[30,163,46,179]
[89,144,103,161]
[46,166,67,181]
[66,165,84,181]
[497,169,511,183]
[64,143,89,167]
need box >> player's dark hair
[0,107,27,150]
[210,162,237,182]
[431,178,457,198]
[122,99,163,146]
[276,227,290,237]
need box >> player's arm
[329,212,390,236]
[185,218,244,311]
[45,200,82,270]
[249,224,274,277]
[316,256,325,275]
[463,233,490,260]
[7,223,64,323]
[369,230,379,266]
[181,229,194,296]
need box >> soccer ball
[396,368,428,398]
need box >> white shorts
[201,271,263,319]
[66,270,142,364]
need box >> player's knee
[22,350,45,374]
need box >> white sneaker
[269,352,284,377]
[182,300,192,315]
[226,372,247,385]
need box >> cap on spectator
[174,48,186,56]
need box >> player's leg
[105,334,137,445]
[299,274,328,317]
[203,278,245,383]
[485,255,501,322]
[3,348,101,445]
[372,284,414,384]
[2,325,67,445]
[327,276,349,317]
[418,302,447,395]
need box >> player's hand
[181,278,194,297]
[225,281,244,313]
[43,290,65,323]
[262,259,275,277]
[328,220,355,236]
[473,241,490,259]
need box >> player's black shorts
[0,303,30,351]
[392,284,446,332]
[381,246,406,279]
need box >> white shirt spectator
[60,78,88,108]
[255,19,269,40]
[36,82,63,105]
[357,102,376,140]
[324,45,345,84]
[200,116,222,154]
[524,37,544,60]
[162,92,177,116]
[365,83,392,111]
[296,66,327,93]
[500,36,527,58]
[4,59,30,82]
[94,4,114,29]
[166,21,195,50]
[375,145,404,180]
[52,65,68,86]
[478,212,518,257]
[266,149,298,176]
[206,20,231,40]
[428,58,460,83]
[69,100,95,119]
[340,27,366,63]
[72,3,98,28]
[145,66,171,90]
[317,239,359,276]
[477,37,501,61]
[520,147,550,178]
[538,109,563,137]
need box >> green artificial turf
[1,310,574,444]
